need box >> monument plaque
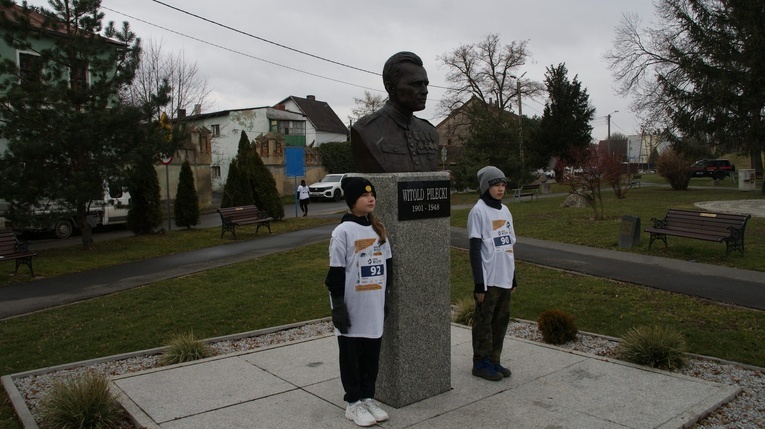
[397,180,451,221]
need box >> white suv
[308,173,346,201]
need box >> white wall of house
[190,107,304,192]
[280,98,346,146]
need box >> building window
[70,61,89,90]
[211,165,221,178]
[278,120,305,136]
[211,124,220,137]
[18,52,42,88]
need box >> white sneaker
[362,398,389,422]
[345,401,376,427]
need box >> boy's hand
[474,293,485,303]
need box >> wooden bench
[511,184,540,202]
[217,205,273,239]
[0,229,37,276]
[644,209,750,256]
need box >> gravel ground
[12,320,764,428]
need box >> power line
[151,0,381,77]
[149,0,450,91]
[102,6,384,93]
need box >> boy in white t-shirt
[296,179,310,216]
[467,166,517,382]
[325,176,392,427]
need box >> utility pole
[606,110,618,154]
[517,79,523,168]
[512,72,527,169]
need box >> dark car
[690,159,735,180]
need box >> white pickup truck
[21,185,131,239]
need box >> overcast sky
[24,0,659,141]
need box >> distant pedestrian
[325,176,392,427]
[297,179,310,216]
[468,166,517,381]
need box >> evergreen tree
[0,0,146,248]
[221,159,252,207]
[127,153,163,234]
[250,150,285,220]
[174,160,199,229]
[533,63,595,166]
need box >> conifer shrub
[160,332,216,366]
[250,150,285,220]
[619,325,687,370]
[174,160,200,229]
[537,309,578,345]
[38,372,124,429]
[127,155,164,234]
[452,297,475,326]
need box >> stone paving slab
[111,325,739,429]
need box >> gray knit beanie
[477,166,507,194]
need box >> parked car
[308,173,346,201]
[689,159,735,180]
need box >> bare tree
[437,33,544,115]
[349,90,386,122]
[125,39,212,120]
[604,2,765,189]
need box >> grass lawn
[0,181,763,428]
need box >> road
[26,200,348,250]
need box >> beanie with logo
[477,166,507,195]
[341,176,376,209]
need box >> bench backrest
[522,184,540,190]
[664,209,750,235]
[0,231,20,256]
[218,205,265,220]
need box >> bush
[127,154,164,234]
[317,141,354,173]
[160,332,216,366]
[656,149,693,190]
[537,309,578,345]
[38,372,124,429]
[619,325,687,370]
[174,160,200,229]
[452,297,475,326]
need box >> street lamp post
[510,72,527,168]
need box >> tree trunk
[76,204,94,249]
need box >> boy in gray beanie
[467,166,517,381]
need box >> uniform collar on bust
[383,102,414,129]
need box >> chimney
[177,108,186,118]
[193,104,201,115]
[307,95,316,101]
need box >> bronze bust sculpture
[351,52,440,173]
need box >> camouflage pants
[472,286,512,363]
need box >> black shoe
[492,361,512,378]
[472,358,502,381]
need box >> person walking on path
[324,176,392,427]
[297,179,310,216]
[468,166,517,382]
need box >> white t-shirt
[467,199,516,289]
[297,185,310,200]
[328,221,392,338]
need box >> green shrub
[38,371,124,429]
[174,160,200,229]
[160,332,216,366]
[316,141,354,173]
[537,309,578,345]
[452,297,475,326]
[619,325,687,370]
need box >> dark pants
[472,286,512,364]
[337,336,382,403]
[299,198,309,215]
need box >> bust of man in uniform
[351,51,439,173]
